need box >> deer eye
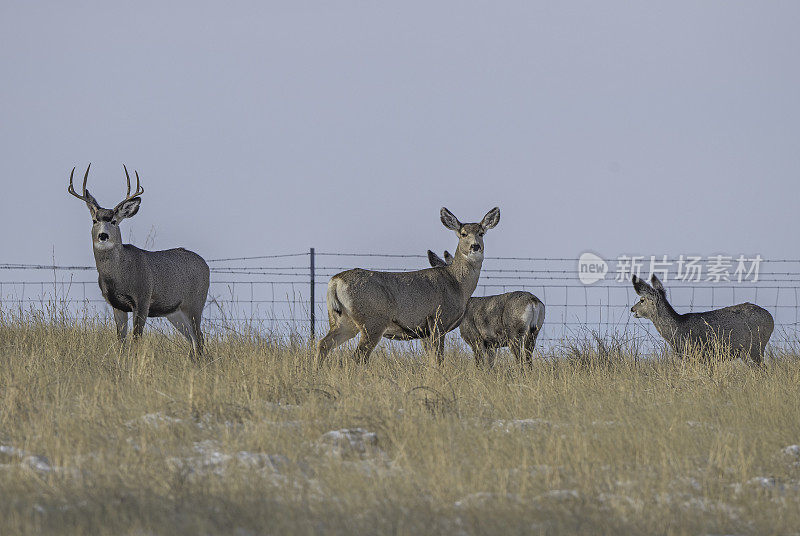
[460,232,467,237]
[478,231,485,237]
[111,220,117,225]
[92,219,97,224]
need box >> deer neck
[447,252,483,304]
[93,243,124,280]
[650,299,683,345]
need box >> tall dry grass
[1,309,799,535]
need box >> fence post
[310,247,315,341]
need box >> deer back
[673,302,774,356]
[330,264,471,338]
[97,245,209,317]
[460,291,543,346]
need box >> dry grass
[1,310,799,535]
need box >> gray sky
[1,1,798,266]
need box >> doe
[316,207,500,365]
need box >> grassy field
[1,311,799,535]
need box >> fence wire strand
[2,251,800,351]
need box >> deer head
[440,207,500,263]
[630,274,667,320]
[68,164,144,251]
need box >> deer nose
[98,232,109,241]
[470,244,481,252]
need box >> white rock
[125,412,183,428]
[680,496,741,519]
[169,440,292,478]
[597,492,644,512]
[454,492,521,508]
[492,419,551,432]
[748,476,780,490]
[2,445,56,473]
[0,445,25,458]
[235,452,289,473]
[264,402,300,412]
[316,428,380,458]
[540,489,579,500]
[686,421,715,429]
[591,420,618,427]
[193,440,232,468]
[23,455,53,473]
[782,445,800,457]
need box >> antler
[67,164,93,201]
[117,165,145,207]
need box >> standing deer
[316,207,500,364]
[630,274,773,363]
[68,164,210,359]
[427,250,545,367]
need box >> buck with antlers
[68,164,210,359]
[316,207,500,364]
[427,250,545,367]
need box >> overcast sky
[1,1,798,266]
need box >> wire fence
[2,250,800,352]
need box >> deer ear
[440,207,462,231]
[114,197,141,220]
[650,274,666,295]
[84,189,101,217]
[443,251,454,264]
[481,207,500,230]
[631,274,652,296]
[427,250,447,268]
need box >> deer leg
[167,310,202,360]
[425,317,446,365]
[131,301,150,339]
[191,309,205,358]
[186,303,205,358]
[113,309,128,342]
[353,322,386,364]
[509,338,523,364]
[484,345,497,369]
[435,334,445,364]
[421,337,432,353]
[468,340,485,368]
[522,332,536,366]
[317,318,358,364]
[423,335,446,364]
[749,347,765,367]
